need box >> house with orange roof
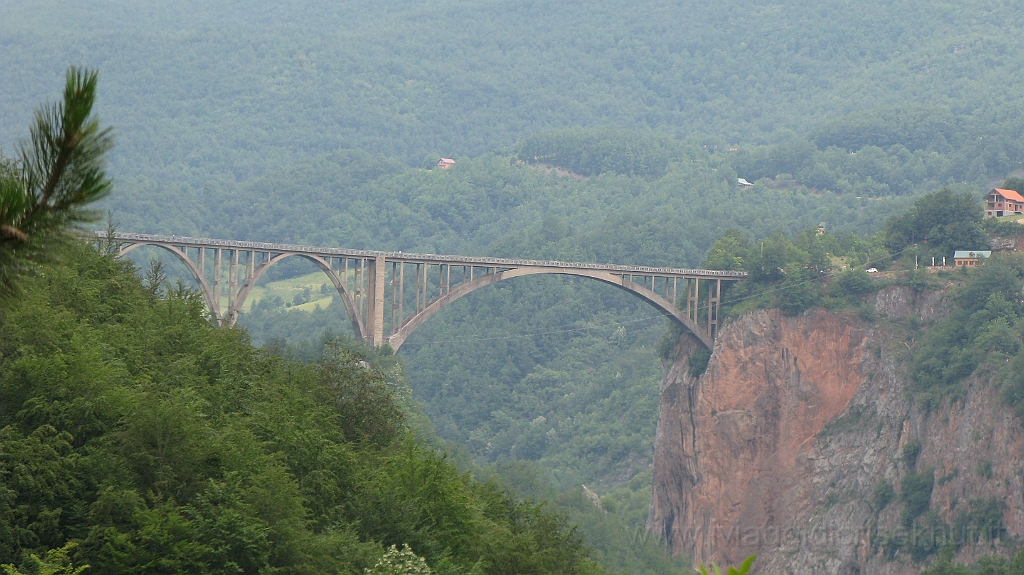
[985,188,1024,217]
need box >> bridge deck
[98,232,747,279]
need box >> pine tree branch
[0,66,113,302]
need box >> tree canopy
[884,188,988,258]
[0,240,606,575]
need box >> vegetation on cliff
[922,547,1024,575]
[703,186,1010,320]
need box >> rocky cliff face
[648,287,1024,574]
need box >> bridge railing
[96,231,747,279]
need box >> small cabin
[437,158,456,169]
[738,178,753,188]
[954,250,992,267]
[985,188,1024,217]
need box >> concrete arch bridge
[98,232,746,351]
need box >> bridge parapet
[97,232,746,350]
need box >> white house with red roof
[985,188,1024,217]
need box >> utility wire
[405,312,667,346]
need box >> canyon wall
[648,287,1024,574]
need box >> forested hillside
[0,242,609,575]
[3,0,1024,187]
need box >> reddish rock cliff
[648,287,1024,574]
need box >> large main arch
[387,267,713,351]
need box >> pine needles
[0,66,113,302]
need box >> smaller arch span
[387,266,714,351]
[118,242,220,321]
[229,252,364,339]
[117,241,364,337]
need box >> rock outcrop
[648,287,1024,574]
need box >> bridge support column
[365,256,387,345]
[710,279,721,339]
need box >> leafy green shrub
[366,545,433,575]
[921,546,1024,574]
[902,440,922,468]
[873,480,895,510]
[695,555,755,575]
[907,269,939,292]
[976,461,993,480]
[905,511,950,562]
[702,230,752,272]
[776,269,820,316]
[834,269,875,296]
[657,321,685,360]
[688,349,712,378]
[999,354,1024,418]
[953,498,1006,546]
[1,542,88,575]
[901,470,935,529]
[937,468,959,486]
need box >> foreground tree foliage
[0,243,605,575]
[694,554,755,575]
[0,67,113,302]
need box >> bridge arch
[119,242,220,320]
[119,242,364,337]
[388,266,713,351]
[230,252,364,339]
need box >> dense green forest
[0,242,611,575]
[4,0,1024,187]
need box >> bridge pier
[366,256,387,346]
